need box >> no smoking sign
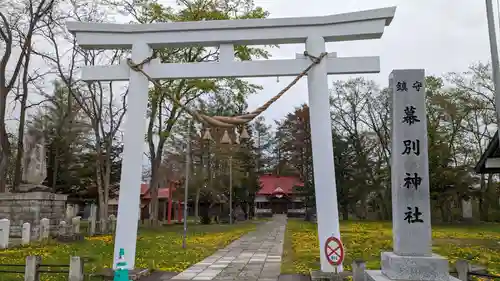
[324,236,344,266]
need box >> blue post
[113,248,130,281]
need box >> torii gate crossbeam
[67,6,396,273]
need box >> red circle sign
[324,236,344,266]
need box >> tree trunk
[0,142,8,192]
[479,174,490,221]
[13,51,31,190]
[96,163,107,232]
[0,85,9,192]
[480,195,490,222]
[487,173,498,211]
[94,138,107,232]
[102,146,112,224]
[195,187,200,222]
[13,98,27,190]
[51,147,59,192]
[379,189,392,220]
[149,156,161,226]
[341,204,349,220]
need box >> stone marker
[365,69,458,281]
[89,204,97,236]
[389,69,431,257]
[40,218,50,240]
[352,260,366,281]
[0,218,10,249]
[59,221,67,236]
[22,128,47,185]
[72,216,81,234]
[24,255,41,281]
[22,222,31,245]
[462,199,473,220]
[69,256,84,281]
[66,205,75,222]
[109,214,117,233]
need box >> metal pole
[486,0,500,127]
[182,123,191,249]
[229,156,233,225]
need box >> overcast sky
[208,0,495,123]
[5,0,497,174]
[13,0,496,127]
[137,0,497,171]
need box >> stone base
[0,190,67,237]
[366,270,460,281]
[98,268,150,280]
[55,233,85,243]
[379,252,449,281]
[310,270,351,281]
[17,184,52,192]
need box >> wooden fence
[0,256,83,281]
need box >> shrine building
[254,174,306,217]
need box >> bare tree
[447,63,498,220]
[110,0,267,226]
[330,78,379,218]
[33,0,127,230]
[0,0,57,191]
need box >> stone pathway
[170,215,287,281]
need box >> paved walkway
[170,215,287,281]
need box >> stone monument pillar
[365,70,458,281]
[462,199,473,220]
[0,128,67,237]
[20,128,47,190]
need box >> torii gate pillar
[67,6,396,272]
[306,35,342,272]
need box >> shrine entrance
[66,6,396,272]
[270,196,289,214]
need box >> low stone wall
[0,192,67,237]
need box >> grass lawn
[0,221,259,281]
[282,219,500,275]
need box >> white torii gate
[67,6,396,273]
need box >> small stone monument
[462,199,473,221]
[22,222,31,245]
[234,205,245,221]
[40,218,50,241]
[108,214,117,233]
[0,127,67,237]
[20,127,48,191]
[72,216,81,234]
[89,204,97,236]
[58,221,67,236]
[56,217,84,242]
[66,205,75,222]
[365,70,459,281]
[0,219,10,249]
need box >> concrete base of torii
[365,252,460,281]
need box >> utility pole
[485,0,500,128]
[182,122,191,249]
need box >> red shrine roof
[140,183,178,199]
[256,174,304,195]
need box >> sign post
[365,70,458,281]
[324,236,344,267]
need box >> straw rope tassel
[126,51,327,128]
